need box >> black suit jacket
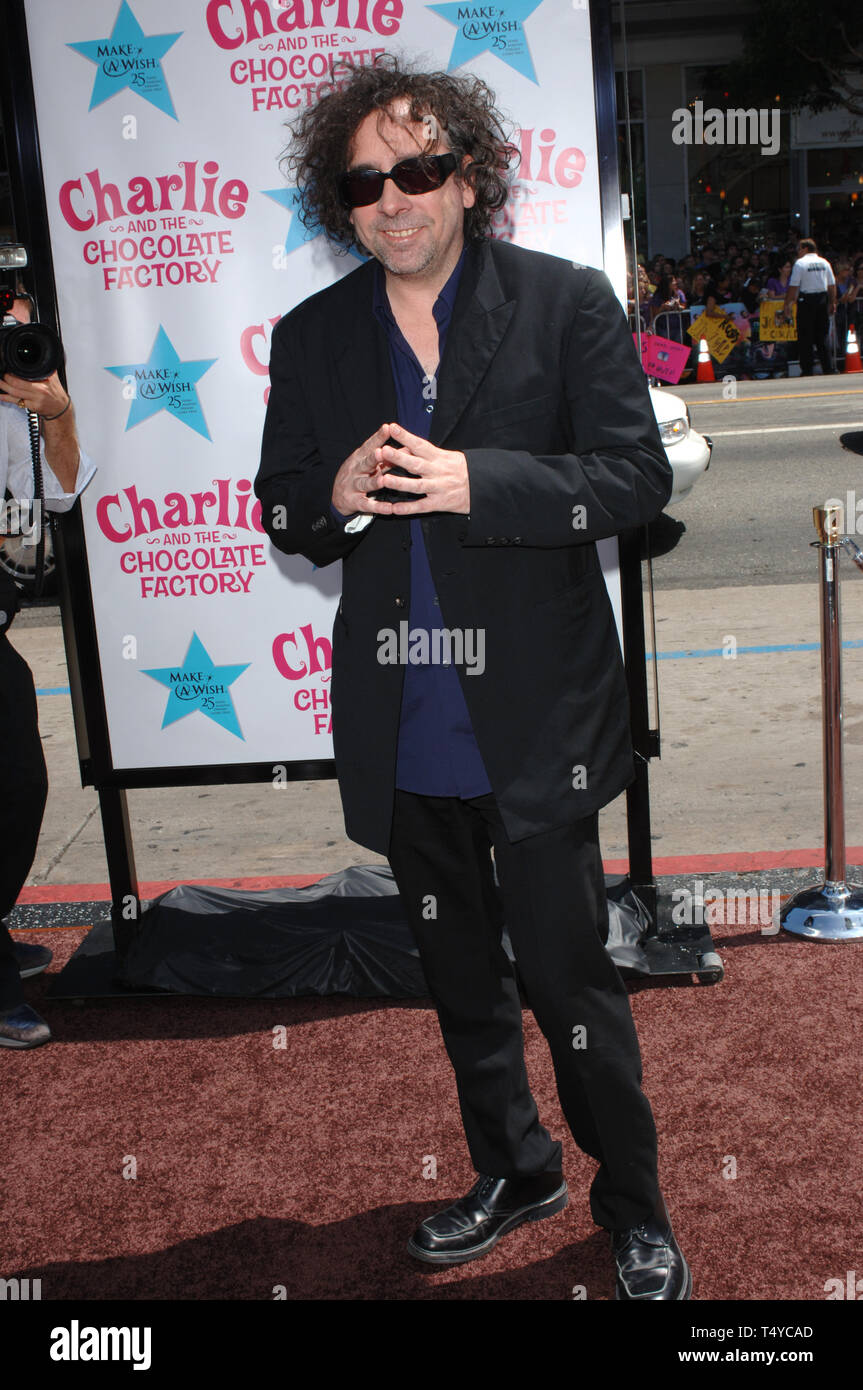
[255,237,672,854]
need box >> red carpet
[2,911,861,1301]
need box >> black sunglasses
[338,152,458,209]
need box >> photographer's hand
[0,367,68,419]
[0,369,81,492]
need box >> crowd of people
[629,231,863,379]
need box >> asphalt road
[651,375,863,589]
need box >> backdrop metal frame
[1,0,662,958]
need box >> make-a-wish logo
[142,632,250,738]
[68,0,181,119]
[106,326,216,439]
[427,1,543,84]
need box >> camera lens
[15,330,42,366]
[0,322,63,380]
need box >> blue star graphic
[263,187,367,262]
[264,187,322,256]
[427,0,543,84]
[68,0,182,118]
[106,325,216,439]
[143,632,250,739]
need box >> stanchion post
[781,504,863,939]
[819,506,846,885]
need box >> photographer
[0,286,94,1048]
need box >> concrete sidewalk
[11,572,862,895]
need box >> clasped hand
[331,422,470,517]
[0,369,68,418]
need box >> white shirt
[0,397,96,508]
[789,253,835,294]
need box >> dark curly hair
[281,53,518,252]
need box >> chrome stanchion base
[781,880,863,940]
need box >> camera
[0,284,63,381]
[0,244,64,381]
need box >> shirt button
[395,596,406,607]
[425,404,434,414]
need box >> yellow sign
[759,299,797,342]
[687,310,741,364]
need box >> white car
[649,385,712,507]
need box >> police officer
[0,290,94,1048]
[783,238,837,375]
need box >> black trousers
[388,789,660,1231]
[797,293,831,375]
[0,634,48,1009]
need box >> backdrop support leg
[97,786,140,960]
[625,755,655,924]
[619,526,658,924]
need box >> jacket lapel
[331,241,515,447]
[333,262,399,441]
[431,240,516,446]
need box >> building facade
[613,0,862,260]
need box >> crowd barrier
[650,308,694,345]
[631,298,863,380]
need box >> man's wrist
[40,395,71,422]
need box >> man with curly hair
[255,56,689,1301]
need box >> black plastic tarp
[118,865,651,997]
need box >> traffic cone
[696,337,715,382]
[844,325,862,374]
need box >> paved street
[11,373,863,891]
[656,374,863,588]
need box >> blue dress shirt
[367,252,492,797]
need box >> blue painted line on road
[649,639,863,661]
[32,636,863,695]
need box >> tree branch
[793,42,849,85]
[836,21,863,64]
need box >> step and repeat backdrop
[23,0,615,774]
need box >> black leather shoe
[408,1170,568,1265]
[0,1003,52,1049]
[13,940,53,979]
[611,1196,691,1300]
